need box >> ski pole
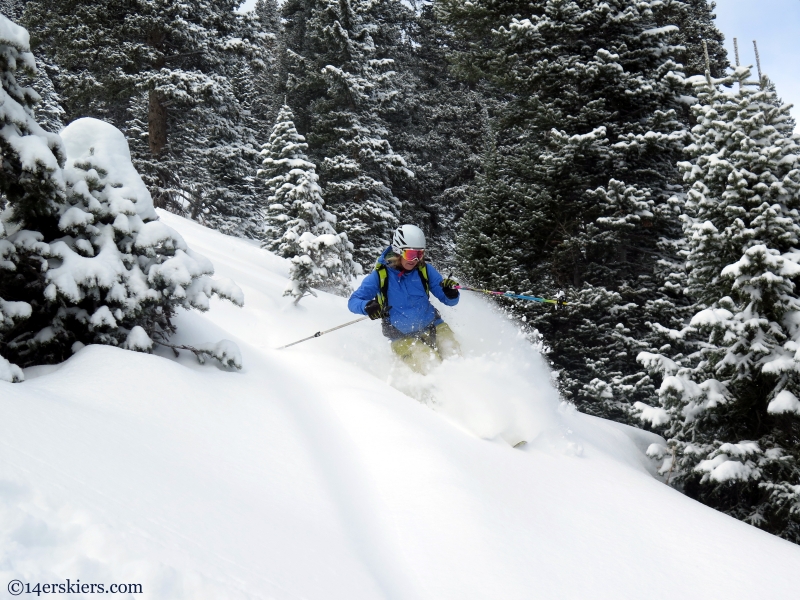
[276,316,370,350]
[455,285,568,306]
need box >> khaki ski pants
[390,322,461,375]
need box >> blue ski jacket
[348,247,459,335]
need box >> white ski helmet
[392,224,426,253]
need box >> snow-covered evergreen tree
[23,0,265,238]
[3,116,246,370]
[24,57,64,133]
[637,67,800,543]
[256,0,281,35]
[260,105,330,247]
[22,0,127,124]
[0,13,63,380]
[283,231,356,302]
[259,104,357,301]
[250,0,284,126]
[282,0,410,267]
[46,118,244,359]
[1,11,244,375]
[0,13,64,222]
[658,0,728,78]
[0,0,22,19]
[446,0,690,419]
[457,119,536,293]
[380,2,487,266]
[0,0,61,132]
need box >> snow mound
[61,117,157,221]
[1,211,799,599]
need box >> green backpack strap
[374,263,389,310]
[418,262,431,297]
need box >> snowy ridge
[1,213,799,599]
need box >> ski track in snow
[1,210,799,599]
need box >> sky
[238,0,800,125]
[713,0,800,126]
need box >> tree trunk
[148,89,167,157]
[616,243,627,265]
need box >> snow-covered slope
[2,212,799,599]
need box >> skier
[348,224,461,374]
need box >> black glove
[440,278,459,300]
[365,299,385,320]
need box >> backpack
[374,261,430,314]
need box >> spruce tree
[1,15,244,374]
[446,0,690,419]
[382,2,487,265]
[50,118,244,358]
[283,232,357,302]
[23,0,264,237]
[250,0,284,127]
[0,12,64,380]
[658,0,728,78]
[282,0,409,267]
[188,3,284,239]
[0,0,62,133]
[637,67,800,543]
[23,0,132,124]
[0,0,22,19]
[3,117,246,369]
[24,57,64,133]
[457,121,537,293]
[259,105,357,301]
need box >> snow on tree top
[768,390,800,415]
[0,14,33,56]
[696,454,760,483]
[4,127,62,173]
[642,26,679,36]
[60,118,157,221]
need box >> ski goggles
[400,248,425,262]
